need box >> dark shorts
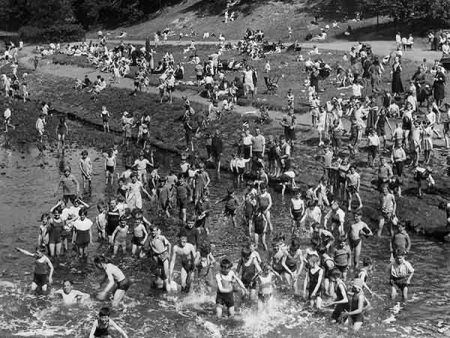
[106,165,115,174]
[63,194,77,205]
[33,273,48,287]
[351,313,364,323]
[132,236,144,246]
[292,210,303,221]
[347,185,358,194]
[243,146,251,159]
[216,291,234,308]
[224,207,237,216]
[253,151,263,159]
[390,276,408,291]
[335,264,349,274]
[117,277,130,291]
[332,303,350,323]
[254,220,266,234]
[156,250,170,265]
[349,238,362,249]
[178,198,188,210]
[196,74,203,81]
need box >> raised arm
[109,319,128,338]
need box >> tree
[361,0,389,25]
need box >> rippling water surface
[0,142,449,338]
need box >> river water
[0,127,449,337]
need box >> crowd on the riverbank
[4,26,450,337]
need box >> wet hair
[41,212,50,221]
[81,150,88,156]
[178,229,188,238]
[63,280,73,285]
[362,257,372,266]
[99,307,110,317]
[308,255,320,265]
[290,237,301,251]
[330,268,342,279]
[241,247,251,260]
[94,255,108,265]
[220,258,233,269]
[78,207,88,216]
[199,241,211,257]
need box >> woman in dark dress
[433,66,446,106]
[391,56,404,95]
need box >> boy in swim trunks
[16,246,54,294]
[333,236,351,281]
[149,226,172,292]
[216,258,247,317]
[170,230,198,292]
[89,307,128,338]
[348,211,373,268]
[256,262,280,311]
[104,149,117,186]
[389,250,414,300]
[79,150,93,196]
[215,189,240,228]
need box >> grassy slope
[90,0,387,42]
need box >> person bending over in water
[89,307,128,338]
[55,280,89,305]
[216,258,247,318]
[341,278,370,332]
[169,230,197,292]
[94,256,130,307]
[16,247,54,294]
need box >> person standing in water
[94,256,130,307]
[16,247,54,294]
[89,307,128,338]
[348,211,373,269]
[342,278,370,332]
[54,280,90,305]
[56,116,69,152]
[169,230,197,292]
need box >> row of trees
[0,0,186,32]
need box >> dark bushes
[19,24,85,43]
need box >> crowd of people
[3,13,450,337]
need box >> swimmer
[72,207,93,258]
[216,258,247,317]
[104,150,117,186]
[325,269,349,324]
[357,257,377,296]
[215,188,240,228]
[38,213,50,253]
[389,250,414,300]
[95,202,108,243]
[149,226,171,292]
[390,223,411,257]
[80,150,93,195]
[255,262,280,311]
[236,245,262,299]
[55,166,80,206]
[169,230,197,292]
[131,215,148,258]
[111,216,129,257]
[258,184,273,232]
[16,247,54,293]
[290,189,305,233]
[252,207,268,251]
[303,254,323,309]
[89,307,128,338]
[54,280,89,305]
[341,279,370,332]
[94,256,130,307]
[324,201,345,237]
[348,211,373,268]
[282,237,304,294]
[333,236,351,281]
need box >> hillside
[89,0,388,42]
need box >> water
[1,137,450,337]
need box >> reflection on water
[0,143,450,338]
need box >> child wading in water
[94,256,130,307]
[79,150,93,195]
[342,278,370,332]
[89,307,128,338]
[216,258,247,317]
[303,253,323,309]
[16,247,54,294]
